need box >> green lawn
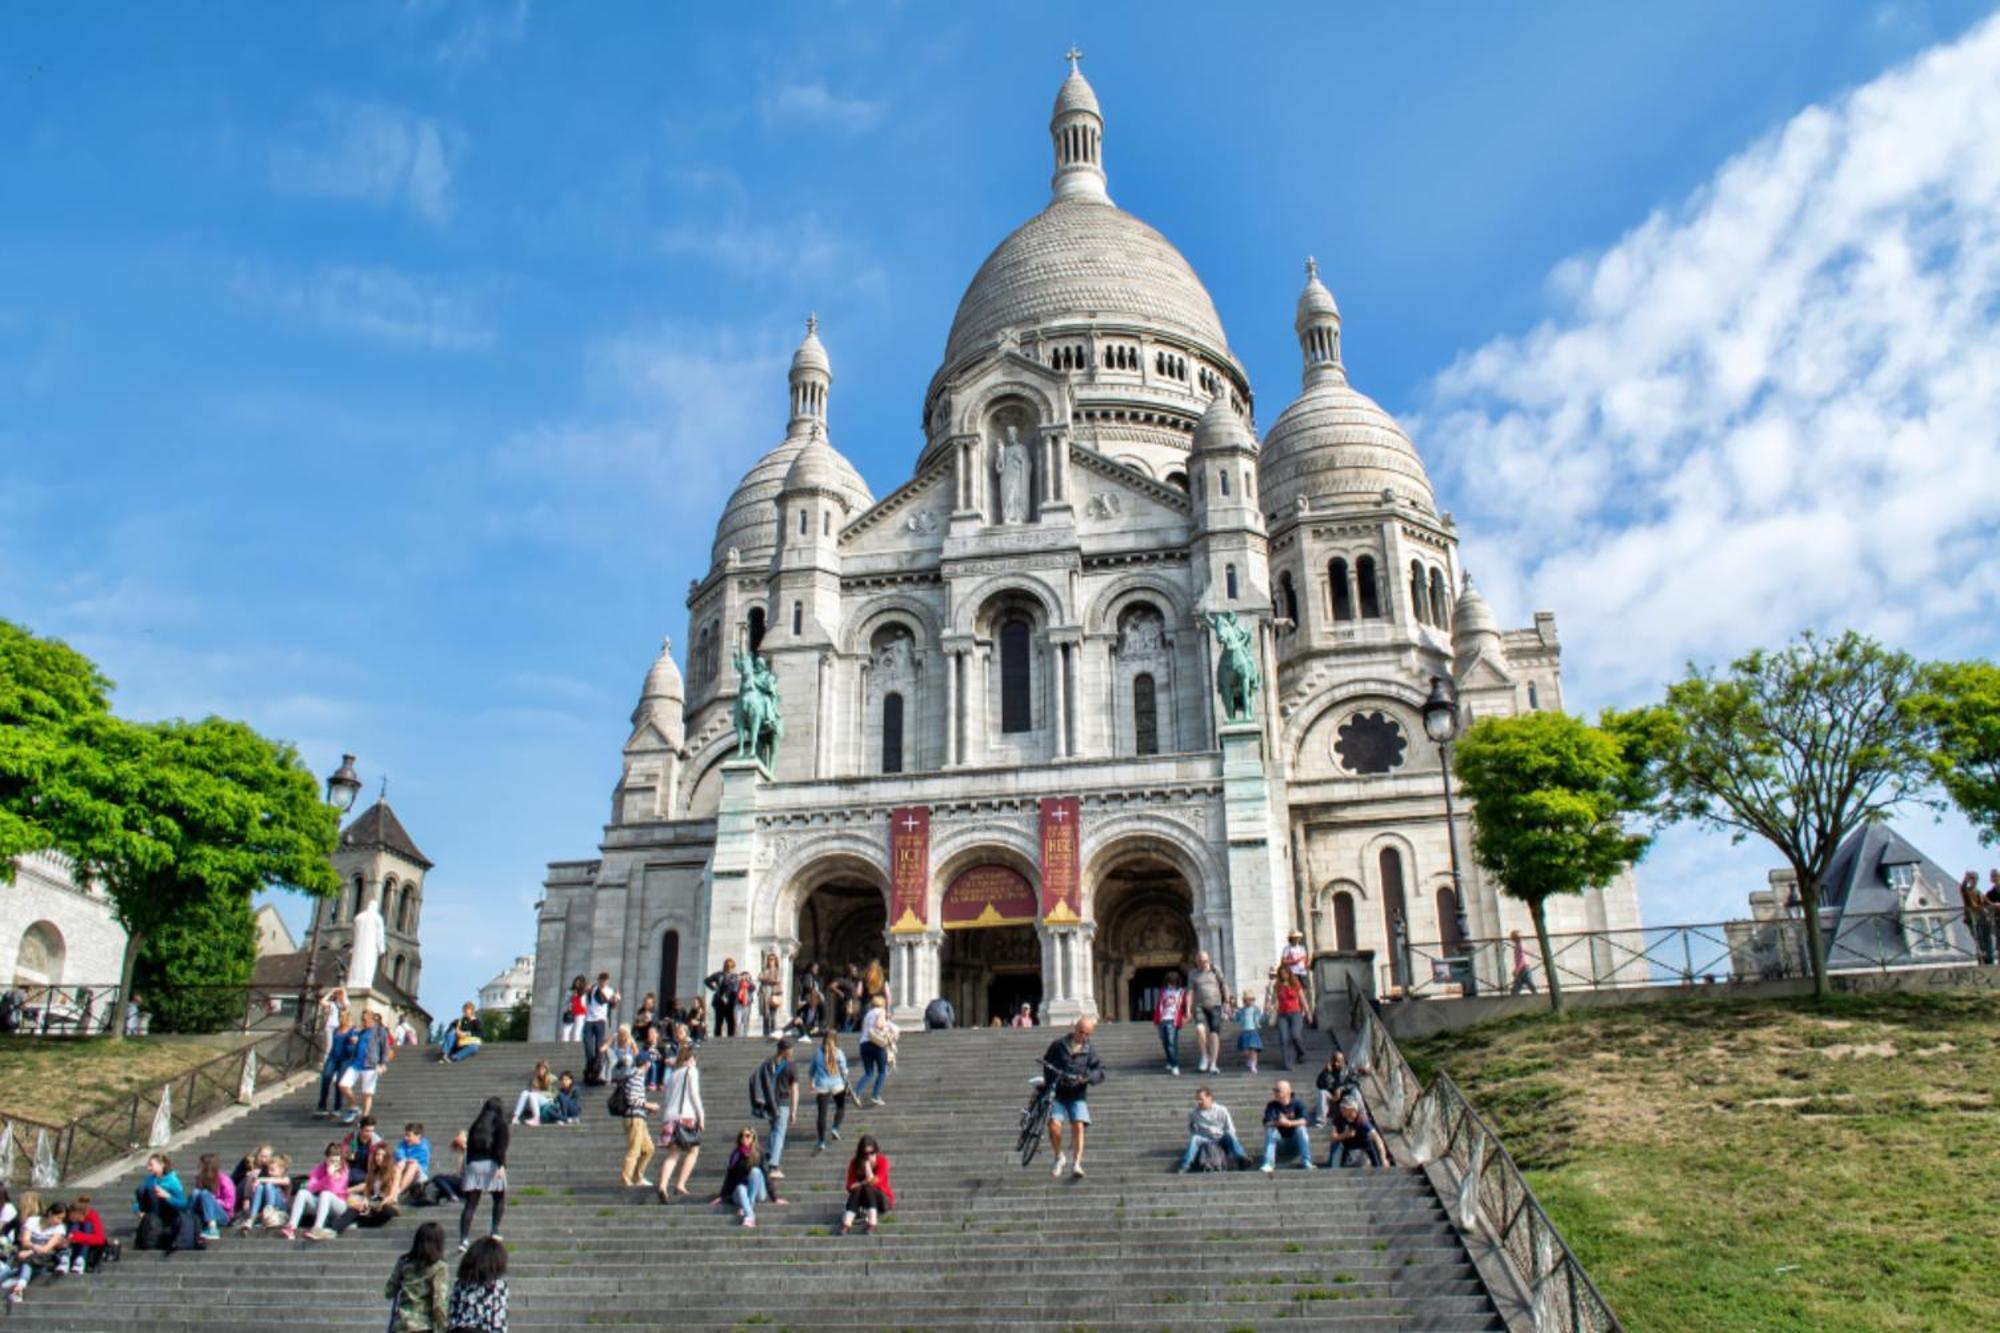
[1404,991,2000,1333]
[0,1034,254,1124]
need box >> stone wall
[2,852,128,989]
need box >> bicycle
[1017,1061,1061,1167]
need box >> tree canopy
[0,619,341,1032]
[1452,709,1650,1011]
[1641,630,1933,998]
[1908,660,2000,846]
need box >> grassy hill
[1403,990,2000,1333]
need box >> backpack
[607,1080,630,1118]
[134,1211,166,1253]
[748,1061,777,1117]
[1193,1139,1230,1173]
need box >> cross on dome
[806,312,818,336]
[1065,45,1083,71]
[1305,256,1319,281]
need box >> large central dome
[941,198,1232,370]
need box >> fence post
[1681,930,1694,985]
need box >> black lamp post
[299,753,363,1037]
[1421,676,1477,996]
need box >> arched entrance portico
[937,861,1044,1025]
[793,867,889,1019]
[1089,851,1199,1021]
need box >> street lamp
[1421,676,1477,996]
[299,753,363,1039]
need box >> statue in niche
[1119,612,1165,657]
[990,424,1032,525]
[873,636,913,675]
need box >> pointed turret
[789,312,831,436]
[631,635,686,751]
[1295,256,1344,390]
[1452,572,1504,675]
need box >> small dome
[1259,379,1436,514]
[711,438,806,569]
[791,314,830,377]
[1296,257,1339,327]
[639,636,684,706]
[1452,574,1504,672]
[1053,67,1101,120]
[1192,393,1254,454]
[781,425,873,509]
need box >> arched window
[349,874,365,923]
[1219,469,1230,497]
[1528,682,1540,710]
[1225,564,1238,600]
[1329,559,1354,622]
[13,921,64,984]
[1332,891,1357,953]
[823,511,831,537]
[390,955,406,989]
[797,508,808,535]
[659,929,680,1007]
[747,607,767,653]
[1133,673,1159,756]
[1430,568,1451,630]
[1279,572,1299,626]
[1380,847,1409,985]
[1437,885,1466,954]
[882,691,905,774]
[1356,556,1382,619]
[1410,561,1429,626]
[1166,470,1189,493]
[399,885,416,934]
[1000,618,1032,733]
[791,601,803,635]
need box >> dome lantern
[1295,256,1344,390]
[1050,47,1110,205]
[788,312,831,435]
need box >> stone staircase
[10,1022,1506,1330]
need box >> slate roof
[1817,823,1976,968]
[339,799,433,869]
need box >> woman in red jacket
[838,1135,892,1235]
[58,1195,104,1273]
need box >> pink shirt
[305,1163,349,1200]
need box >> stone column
[1051,641,1069,758]
[944,648,960,767]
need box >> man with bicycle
[1042,1016,1105,1179]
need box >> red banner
[1040,796,1081,924]
[941,864,1038,930]
[889,805,929,934]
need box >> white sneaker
[1052,1153,1068,1178]
[1259,1161,1275,1174]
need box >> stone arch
[680,737,735,819]
[951,574,1065,637]
[951,378,1065,440]
[1082,570,1192,636]
[1080,816,1223,923]
[757,834,892,941]
[930,818,1041,923]
[12,920,65,986]
[1280,675,1431,766]
[1313,879,1366,955]
[838,593,945,658]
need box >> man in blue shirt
[391,1122,431,1202]
[338,1009,393,1125]
[1259,1080,1315,1172]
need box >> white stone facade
[532,60,1644,1033]
[3,851,128,990]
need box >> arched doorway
[658,929,681,1008]
[937,862,1043,1025]
[1090,852,1198,1021]
[794,876,888,1001]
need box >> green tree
[1452,710,1651,1012]
[1645,630,1933,999]
[133,884,259,1033]
[0,620,341,1036]
[1908,660,2000,845]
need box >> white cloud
[270,100,458,226]
[230,263,495,350]
[759,79,888,136]
[433,0,529,69]
[496,325,790,558]
[1417,13,2000,706]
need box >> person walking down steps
[457,1099,509,1252]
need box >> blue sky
[4,3,1997,1013]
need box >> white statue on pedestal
[991,424,1031,524]
[346,891,387,992]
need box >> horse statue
[732,650,785,769]
[1205,610,1261,723]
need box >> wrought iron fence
[0,989,321,1188]
[1346,978,1623,1333]
[1382,907,1984,1001]
[2,980,314,1039]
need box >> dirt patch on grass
[0,1035,252,1124]
[1820,1041,1897,1060]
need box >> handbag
[672,1118,701,1149]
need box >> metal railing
[3,980,312,1039]
[1347,978,1623,1333]
[0,988,322,1188]
[1381,906,1985,1001]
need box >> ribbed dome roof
[941,199,1231,370]
[782,427,873,508]
[791,324,829,376]
[1260,378,1436,514]
[1053,68,1101,119]
[710,438,805,569]
[1192,392,1254,454]
[639,637,684,705]
[1452,575,1504,673]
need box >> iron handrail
[1380,906,1985,1000]
[1346,977,1623,1333]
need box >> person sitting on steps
[838,1134,893,1236]
[282,1143,351,1241]
[440,1002,483,1064]
[1259,1079,1315,1173]
[508,1062,554,1126]
[1327,1094,1389,1168]
[1177,1085,1252,1172]
[713,1126,787,1228]
[188,1153,235,1241]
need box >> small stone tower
[320,797,433,1003]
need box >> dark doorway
[658,929,680,1008]
[1127,965,1183,1023]
[939,923,1041,1026]
[987,972,1043,1027]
